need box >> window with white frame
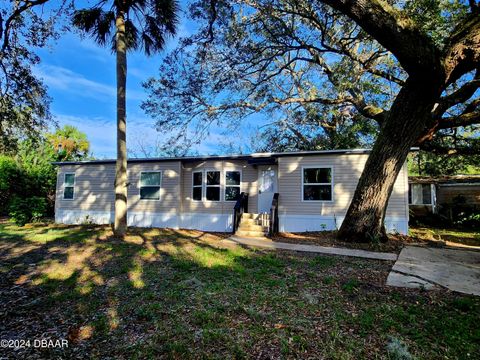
[140,171,161,200]
[225,170,241,201]
[206,170,220,201]
[409,183,432,205]
[192,171,203,201]
[63,173,75,200]
[302,167,332,201]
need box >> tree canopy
[142,0,479,156]
[47,124,90,161]
[142,0,480,241]
[0,1,72,152]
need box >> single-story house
[53,149,409,234]
[408,175,480,216]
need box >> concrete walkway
[225,235,398,261]
[387,246,480,296]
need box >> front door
[258,166,278,213]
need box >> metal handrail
[232,192,248,234]
[269,193,279,236]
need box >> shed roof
[409,175,480,184]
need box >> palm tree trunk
[114,9,128,236]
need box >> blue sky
[33,3,259,159]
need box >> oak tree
[144,0,480,241]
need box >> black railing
[269,193,279,236]
[232,192,248,234]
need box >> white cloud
[35,64,145,102]
[53,113,167,158]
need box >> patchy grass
[410,226,480,247]
[0,221,479,359]
[273,231,410,253]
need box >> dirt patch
[409,226,480,248]
[272,231,426,254]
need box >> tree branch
[1,0,49,54]
[420,142,480,156]
[443,13,480,84]
[347,88,387,123]
[468,0,479,14]
[438,111,480,129]
[435,72,480,116]
[318,0,440,76]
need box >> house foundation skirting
[278,214,408,235]
[55,210,233,232]
[55,210,114,225]
[55,210,406,234]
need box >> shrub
[0,156,23,215]
[454,212,480,229]
[9,196,48,226]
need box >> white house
[54,149,409,235]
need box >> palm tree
[73,0,178,236]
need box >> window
[140,172,161,200]
[225,170,241,201]
[409,184,432,205]
[302,167,332,201]
[192,171,203,201]
[206,170,220,201]
[63,173,75,200]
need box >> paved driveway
[387,246,480,296]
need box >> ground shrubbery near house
[410,196,480,231]
[8,196,48,226]
[0,126,91,225]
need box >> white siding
[277,154,408,233]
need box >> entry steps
[235,213,269,237]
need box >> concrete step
[235,229,266,237]
[238,224,264,232]
[243,213,260,220]
[241,218,259,225]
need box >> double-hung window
[408,184,432,205]
[63,173,75,200]
[192,171,203,201]
[225,170,241,201]
[140,171,162,200]
[206,170,221,201]
[302,167,333,201]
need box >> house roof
[409,175,480,185]
[52,148,372,166]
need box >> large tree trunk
[338,78,442,242]
[114,10,128,236]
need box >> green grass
[410,226,480,247]
[0,221,479,359]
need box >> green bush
[0,156,24,215]
[9,196,48,226]
[454,212,480,229]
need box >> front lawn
[0,221,479,359]
[410,226,480,247]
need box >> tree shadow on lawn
[0,223,479,359]
[410,226,480,247]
